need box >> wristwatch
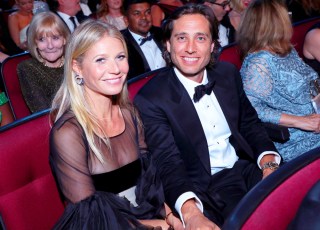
[261,161,279,171]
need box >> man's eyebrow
[173,32,210,37]
[173,32,187,37]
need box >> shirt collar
[174,67,208,98]
[128,29,151,44]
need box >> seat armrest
[263,122,290,143]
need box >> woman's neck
[43,56,64,68]
[108,8,123,17]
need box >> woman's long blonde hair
[51,19,132,163]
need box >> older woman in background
[17,12,70,113]
[238,0,320,162]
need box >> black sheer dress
[50,108,165,229]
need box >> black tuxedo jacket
[54,11,89,32]
[121,27,163,80]
[134,62,277,209]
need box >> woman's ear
[72,60,81,75]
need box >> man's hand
[182,200,220,230]
[260,154,279,179]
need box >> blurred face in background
[126,2,152,37]
[204,0,231,21]
[106,0,123,10]
[16,0,34,13]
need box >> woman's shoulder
[52,111,80,135]
[18,58,41,73]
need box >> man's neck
[58,8,77,17]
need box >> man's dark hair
[162,3,220,67]
[123,0,151,14]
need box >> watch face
[269,162,278,167]
[262,162,279,170]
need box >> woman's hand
[294,114,320,132]
[280,113,320,132]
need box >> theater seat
[223,146,320,230]
[127,68,165,101]
[1,52,32,120]
[0,109,65,230]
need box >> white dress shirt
[173,67,280,225]
[129,30,166,71]
[57,11,79,33]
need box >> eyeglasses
[209,0,231,10]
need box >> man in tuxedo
[134,4,280,229]
[121,0,166,80]
[47,0,88,32]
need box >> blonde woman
[50,20,183,229]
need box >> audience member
[33,0,49,14]
[0,90,14,127]
[303,22,320,75]
[17,12,70,113]
[200,0,235,47]
[97,0,128,30]
[228,0,251,30]
[150,0,183,27]
[0,51,8,62]
[80,0,92,16]
[47,0,87,32]
[134,4,279,228]
[8,0,34,50]
[238,0,320,162]
[50,19,183,229]
[121,0,166,79]
[286,0,320,24]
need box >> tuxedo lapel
[123,29,151,71]
[167,70,211,174]
[207,68,238,133]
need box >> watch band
[261,161,279,171]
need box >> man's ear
[72,60,81,75]
[210,42,214,53]
[166,40,171,53]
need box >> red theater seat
[0,110,65,230]
[223,147,320,230]
[1,52,32,120]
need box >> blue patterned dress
[241,49,320,162]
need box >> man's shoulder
[210,61,239,74]
[136,67,172,96]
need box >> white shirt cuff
[175,192,203,227]
[257,151,281,169]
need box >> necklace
[44,57,64,68]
